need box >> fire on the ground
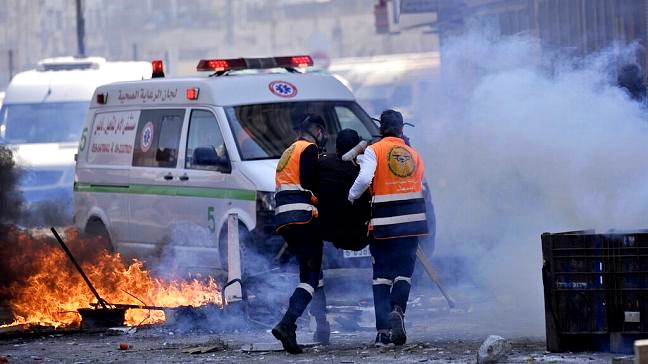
[0,227,223,328]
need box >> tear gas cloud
[412,28,648,335]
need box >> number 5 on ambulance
[73,55,380,278]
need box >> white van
[0,57,151,222]
[73,56,386,277]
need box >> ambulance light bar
[196,55,313,72]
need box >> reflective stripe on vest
[276,184,305,192]
[371,213,426,226]
[275,203,317,215]
[372,191,423,203]
[369,137,428,239]
[275,140,317,230]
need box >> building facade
[432,0,648,72]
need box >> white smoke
[413,29,648,335]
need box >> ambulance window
[132,109,185,168]
[334,105,373,141]
[225,101,377,160]
[185,110,229,173]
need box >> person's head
[335,128,360,157]
[297,114,328,148]
[378,109,404,137]
[617,63,646,101]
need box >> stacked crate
[542,230,648,353]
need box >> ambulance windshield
[0,102,89,144]
[225,101,377,160]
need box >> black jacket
[316,153,371,251]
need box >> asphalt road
[0,288,622,363]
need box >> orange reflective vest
[274,140,318,230]
[368,136,428,239]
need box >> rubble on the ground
[477,335,511,363]
[106,327,137,335]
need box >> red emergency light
[96,93,108,104]
[196,55,313,73]
[196,59,246,72]
[151,60,165,78]
[186,87,199,101]
[278,56,313,68]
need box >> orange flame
[0,228,222,328]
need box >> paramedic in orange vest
[348,109,428,347]
[272,114,330,354]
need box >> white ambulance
[73,56,383,277]
[0,57,151,222]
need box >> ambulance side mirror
[193,146,231,174]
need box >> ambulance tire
[218,223,266,280]
[84,218,114,253]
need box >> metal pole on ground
[416,244,455,308]
[50,227,108,309]
[223,213,243,303]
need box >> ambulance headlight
[256,191,275,211]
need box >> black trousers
[369,236,418,331]
[278,221,326,325]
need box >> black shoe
[389,306,406,346]
[374,331,392,347]
[313,320,330,345]
[272,322,302,354]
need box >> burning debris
[0,226,222,331]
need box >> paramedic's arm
[300,144,319,193]
[348,147,376,201]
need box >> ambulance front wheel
[84,218,114,253]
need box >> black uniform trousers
[278,220,327,325]
[370,235,418,331]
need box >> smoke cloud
[413,29,648,335]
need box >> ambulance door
[78,110,140,248]
[126,108,185,258]
[173,108,251,271]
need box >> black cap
[336,128,360,155]
[298,114,327,131]
[379,109,404,128]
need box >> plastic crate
[542,230,648,353]
[606,232,648,334]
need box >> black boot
[272,321,302,354]
[372,283,391,333]
[273,285,312,354]
[374,330,392,347]
[310,287,330,345]
[389,305,406,346]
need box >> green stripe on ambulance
[74,183,256,201]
